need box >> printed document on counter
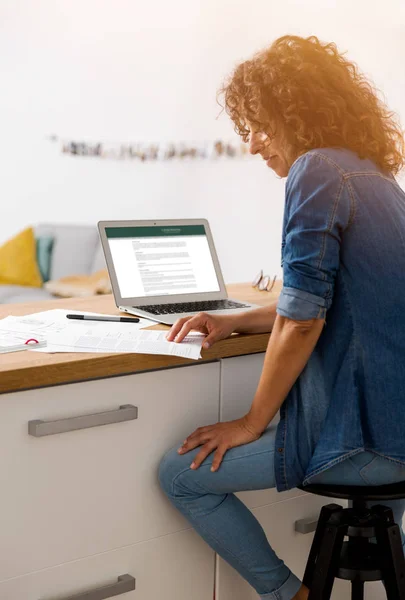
[0,309,204,359]
[39,329,204,360]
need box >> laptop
[98,219,260,325]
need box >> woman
[158,35,405,600]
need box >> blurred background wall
[1,0,404,282]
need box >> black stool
[298,481,405,599]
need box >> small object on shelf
[49,134,252,162]
[252,270,263,288]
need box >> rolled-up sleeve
[277,152,354,321]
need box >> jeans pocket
[359,456,405,486]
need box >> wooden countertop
[0,281,282,395]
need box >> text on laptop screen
[106,225,221,298]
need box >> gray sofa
[0,224,106,304]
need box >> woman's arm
[232,300,279,334]
[177,312,325,472]
[246,313,325,434]
[167,297,281,346]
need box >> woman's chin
[266,158,288,178]
[270,165,288,178]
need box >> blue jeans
[158,425,405,600]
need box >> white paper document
[43,329,204,360]
[0,309,204,359]
[0,309,152,336]
[0,309,152,354]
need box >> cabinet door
[215,494,349,600]
[0,362,220,581]
[220,354,305,508]
[0,527,215,600]
[220,354,267,424]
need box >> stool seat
[299,480,405,502]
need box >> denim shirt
[274,147,405,492]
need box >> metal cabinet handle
[294,517,319,534]
[28,404,138,437]
[46,573,136,600]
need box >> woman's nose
[249,132,266,155]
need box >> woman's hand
[166,312,239,349]
[177,416,263,472]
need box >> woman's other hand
[166,312,239,349]
[177,416,262,471]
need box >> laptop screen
[105,225,221,299]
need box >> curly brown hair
[219,35,405,175]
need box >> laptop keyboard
[134,299,250,316]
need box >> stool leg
[352,580,364,600]
[303,504,343,589]
[373,505,405,600]
[308,511,347,600]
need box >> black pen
[66,314,140,323]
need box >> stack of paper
[0,309,204,360]
[43,328,203,359]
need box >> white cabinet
[0,528,215,600]
[0,362,220,580]
[220,353,267,424]
[1,350,379,600]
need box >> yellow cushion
[0,227,43,287]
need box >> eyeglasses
[252,271,277,292]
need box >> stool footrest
[338,542,382,582]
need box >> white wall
[0,0,404,282]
